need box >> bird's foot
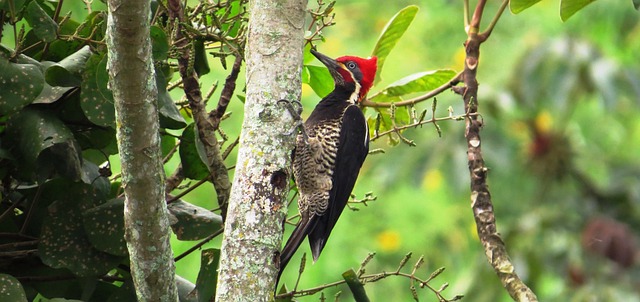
[279,99,309,145]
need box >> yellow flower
[377,230,400,252]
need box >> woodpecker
[279,49,378,281]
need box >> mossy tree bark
[106,1,178,301]
[215,0,307,300]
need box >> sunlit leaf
[151,26,169,61]
[25,1,58,43]
[306,65,334,98]
[510,0,543,13]
[371,5,419,84]
[342,268,370,302]
[379,69,456,97]
[560,0,597,21]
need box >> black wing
[308,105,369,260]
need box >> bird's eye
[346,62,357,69]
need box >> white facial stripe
[342,68,361,104]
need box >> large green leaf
[82,198,127,257]
[0,274,27,302]
[24,1,58,43]
[150,26,169,61]
[39,181,121,276]
[179,124,210,180]
[5,108,75,178]
[371,5,419,84]
[80,53,114,127]
[377,69,456,97]
[305,65,334,98]
[0,55,45,115]
[510,0,543,14]
[45,46,93,87]
[168,200,223,240]
[560,0,597,21]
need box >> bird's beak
[311,49,345,84]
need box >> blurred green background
[175,1,640,301]
[8,0,637,301]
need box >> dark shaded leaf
[25,1,58,43]
[634,0,640,10]
[5,108,74,178]
[168,200,223,240]
[157,67,187,129]
[0,274,28,302]
[80,53,114,127]
[0,55,45,115]
[45,46,92,87]
[306,65,334,98]
[371,5,419,84]
[82,198,127,257]
[38,181,121,276]
[179,124,210,180]
[188,249,220,302]
[193,40,210,76]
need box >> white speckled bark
[106,1,178,301]
[215,0,306,300]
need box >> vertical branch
[167,0,232,218]
[460,1,538,301]
[106,0,178,300]
[215,0,306,300]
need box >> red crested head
[336,56,378,101]
[311,49,378,103]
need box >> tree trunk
[106,1,178,301]
[215,0,306,300]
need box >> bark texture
[106,1,178,301]
[215,0,306,300]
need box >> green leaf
[305,65,334,98]
[510,0,543,14]
[25,1,58,43]
[0,274,28,302]
[342,268,370,302]
[378,69,457,97]
[0,55,45,115]
[39,181,121,276]
[157,67,187,129]
[179,124,210,180]
[190,249,220,302]
[151,26,169,61]
[82,198,127,257]
[371,5,419,84]
[5,108,74,179]
[193,40,210,76]
[560,0,597,21]
[634,0,640,10]
[45,46,92,87]
[80,53,115,127]
[168,200,223,240]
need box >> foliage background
[2,0,639,301]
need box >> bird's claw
[279,99,310,145]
